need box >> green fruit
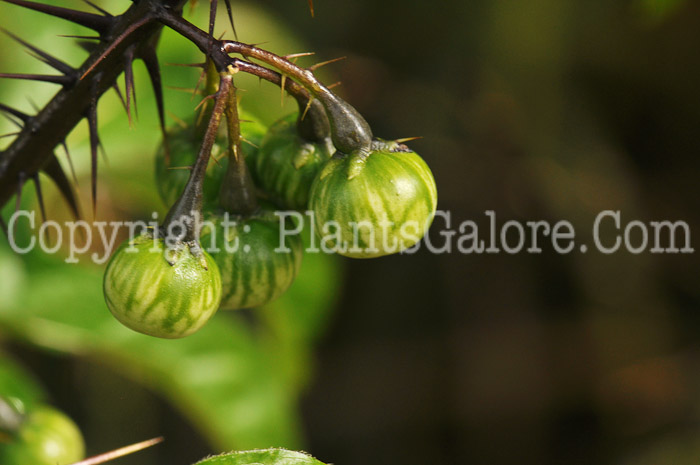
[0,405,84,465]
[201,209,303,310]
[308,141,437,258]
[154,110,267,207]
[255,113,334,210]
[103,234,222,338]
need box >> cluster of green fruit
[102,64,437,340]
[0,396,84,465]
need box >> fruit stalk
[157,11,372,154]
[162,71,230,242]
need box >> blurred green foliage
[0,0,342,462]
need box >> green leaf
[195,448,328,465]
[0,237,340,450]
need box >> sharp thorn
[0,113,23,130]
[80,17,151,80]
[15,172,26,217]
[2,28,75,75]
[222,0,237,40]
[88,79,101,218]
[81,0,113,17]
[141,47,169,164]
[68,437,164,465]
[32,173,47,225]
[61,141,79,186]
[301,96,315,121]
[58,34,102,41]
[124,45,137,127]
[45,155,81,220]
[285,52,316,60]
[0,72,72,85]
[327,81,342,89]
[240,136,258,149]
[308,0,315,17]
[32,174,52,245]
[309,56,347,71]
[194,93,216,112]
[280,74,287,107]
[112,83,129,119]
[3,0,112,33]
[0,103,30,122]
[165,62,206,68]
[395,136,424,143]
[166,110,188,129]
[209,0,218,38]
[166,165,193,171]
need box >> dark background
[261,1,700,464]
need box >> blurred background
[1,0,700,464]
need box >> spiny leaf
[2,0,112,34]
[1,28,74,75]
[44,154,80,220]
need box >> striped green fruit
[308,141,437,258]
[154,110,267,207]
[201,209,303,310]
[255,113,334,210]
[103,234,222,338]
[0,405,84,465]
